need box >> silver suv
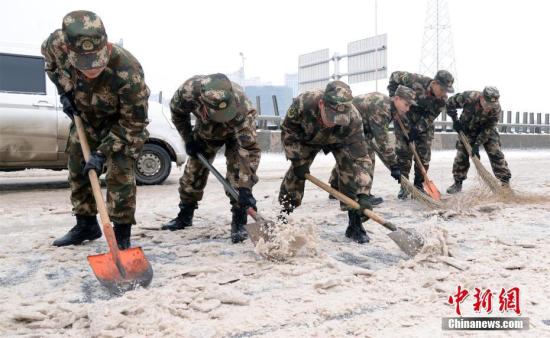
[0,43,186,185]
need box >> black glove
[60,91,78,120]
[452,119,462,132]
[446,108,457,120]
[237,187,257,210]
[407,128,418,144]
[471,144,480,158]
[354,194,372,222]
[185,137,205,158]
[390,164,401,183]
[292,162,310,180]
[83,152,106,176]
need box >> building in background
[244,85,293,116]
[228,68,245,88]
[284,73,299,98]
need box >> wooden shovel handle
[449,116,474,158]
[394,114,429,178]
[457,131,474,157]
[304,174,397,231]
[74,116,120,257]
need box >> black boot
[366,194,384,206]
[114,223,132,250]
[345,210,370,244]
[414,174,427,195]
[161,203,196,231]
[52,215,102,247]
[231,207,248,243]
[397,186,409,200]
[446,180,463,194]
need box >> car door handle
[33,100,55,108]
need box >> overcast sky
[1,0,548,112]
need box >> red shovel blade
[88,223,153,293]
[87,246,153,294]
[424,180,441,201]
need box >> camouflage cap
[482,86,500,109]
[394,85,418,106]
[434,70,455,93]
[200,73,237,123]
[62,10,109,70]
[322,81,353,126]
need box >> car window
[0,53,46,95]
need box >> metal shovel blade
[245,219,276,245]
[387,227,425,257]
[87,247,153,294]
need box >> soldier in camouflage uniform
[328,85,418,205]
[278,81,373,244]
[42,11,150,249]
[446,87,511,193]
[162,73,260,244]
[387,70,454,199]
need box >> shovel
[368,140,443,209]
[394,114,441,200]
[305,173,425,256]
[196,153,274,245]
[74,116,153,293]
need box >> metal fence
[432,111,550,134]
[256,111,550,134]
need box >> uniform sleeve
[97,67,150,159]
[387,71,401,97]
[41,29,73,94]
[446,92,468,119]
[475,108,500,146]
[233,104,261,189]
[170,80,197,144]
[345,110,372,197]
[368,105,398,167]
[281,98,309,160]
[387,71,410,97]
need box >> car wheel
[135,143,171,185]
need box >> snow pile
[254,215,318,261]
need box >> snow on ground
[1,150,550,337]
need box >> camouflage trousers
[278,144,372,211]
[67,123,137,224]
[179,136,258,207]
[328,144,375,193]
[453,129,511,182]
[394,126,433,182]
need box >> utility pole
[419,0,457,80]
[374,0,378,91]
[239,52,246,89]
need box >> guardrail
[256,116,281,130]
[256,111,550,134]
[435,111,550,134]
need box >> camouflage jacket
[447,91,501,145]
[282,90,366,160]
[353,93,398,167]
[41,29,150,159]
[388,71,446,133]
[170,76,260,189]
